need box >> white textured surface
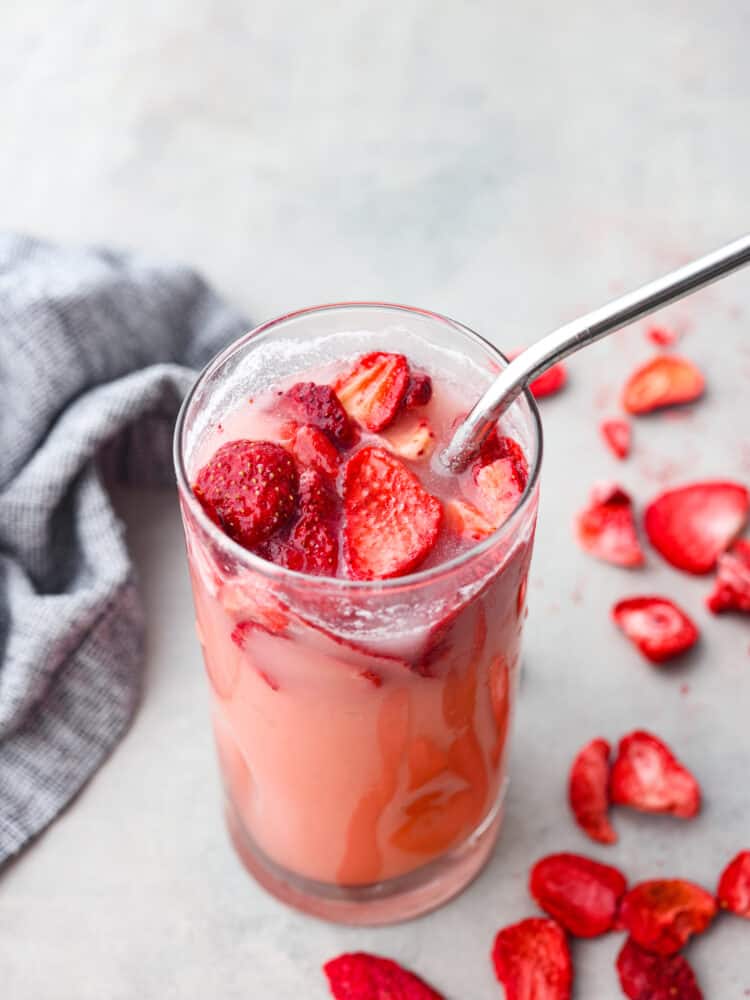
[1,2,750,997]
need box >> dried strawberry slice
[403,372,433,409]
[343,446,442,580]
[492,917,572,1000]
[445,499,495,542]
[334,352,411,431]
[382,415,435,461]
[717,850,750,918]
[290,423,340,476]
[265,468,340,576]
[509,350,567,399]
[646,326,679,348]
[568,738,617,844]
[616,938,703,1000]
[644,481,749,574]
[476,429,529,489]
[619,880,717,955]
[600,418,631,460]
[622,355,704,414]
[323,952,444,999]
[706,539,750,613]
[283,382,353,445]
[610,731,700,818]
[575,483,645,567]
[612,596,699,663]
[529,853,627,937]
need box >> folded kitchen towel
[0,233,247,866]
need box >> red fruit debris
[600,418,631,460]
[334,352,411,432]
[612,596,699,663]
[283,382,353,446]
[717,851,750,918]
[323,952,444,1000]
[568,738,617,845]
[622,355,704,414]
[610,731,700,819]
[619,880,717,956]
[290,423,340,476]
[492,917,572,1000]
[575,483,645,568]
[644,481,749,574]
[646,326,680,348]
[616,938,703,1000]
[403,372,433,409]
[193,440,298,549]
[707,539,750,613]
[509,350,567,399]
[529,853,627,937]
[343,446,442,580]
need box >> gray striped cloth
[0,233,246,866]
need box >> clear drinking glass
[173,304,542,925]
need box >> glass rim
[173,301,543,593]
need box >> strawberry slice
[323,952,444,1000]
[492,918,573,1000]
[283,382,353,445]
[530,853,627,938]
[265,468,340,576]
[334,352,410,431]
[644,481,749,574]
[509,350,567,399]
[706,539,750,613]
[471,432,529,529]
[568,737,617,845]
[600,418,631,460]
[619,880,717,956]
[343,447,442,580]
[610,730,700,819]
[403,372,433,409]
[616,938,703,1000]
[289,423,340,476]
[612,596,699,663]
[382,415,436,461]
[575,483,645,567]
[646,326,679,348]
[622,355,704,414]
[193,440,298,549]
[717,850,750,918]
[445,498,496,542]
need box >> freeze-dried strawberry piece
[323,952,444,1000]
[616,938,703,1000]
[568,738,617,845]
[612,596,699,663]
[600,418,631,460]
[509,350,567,399]
[445,499,495,542]
[283,382,353,445]
[270,468,340,576]
[334,352,411,432]
[619,880,717,956]
[403,372,433,409]
[476,429,529,490]
[622,355,704,414]
[193,440,298,549]
[706,539,750,613]
[610,731,700,819]
[646,326,680,348]
[475,459,525,529]
[290,423,340,476]
[382,415,435,461]
[717,850,750,918]
[575,483,645,567]
[343,447,442,580]
[645,481,749,574]
[529,853,627,937]
[492,918,573,1000]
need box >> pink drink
[175,305,541,923]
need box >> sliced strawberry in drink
[193,440,298,549]
[290,423,340,476]
[529,853,627,937]
[382,415,436,461]
[492,918,573,1000]
[575,483,645,567]
[619,879,717,956]
[334,351,410,431]
[508,349,567,398]
[646,326,680,348]
[622,355,704,414]
[444,498,496,542]
[265,468,341,576]
[343,446,442,580]
[600,418,631,460]
[612,596,699,663]
[706,539,750,613]
[323,952,444,1000]
[717,850,750,918]
[476,429,529,489]
[472,434,528,530]
[610,730,700,818]
[283,382,353,445]
[644,481,749,574]
[616,938,703,1000]
[568,737,617,844]
[403,372,433,409]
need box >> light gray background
[1,2,749,997]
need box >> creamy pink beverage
[175,305,541,924]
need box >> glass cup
[174,304,542,925]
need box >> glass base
[224,794,504,926]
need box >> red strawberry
[509,350,567,399]
[290,423,340,476]
[471,432,529,529]
[382,415,435,461]
[706,539,750,613]
[268,468,340,576]
[283,382,353,446]
[193,440,298,549]
[492,918,572,1000]
[644,481,749,574]
[568,738,617,845]
[612,596,699,663]
[600,418,631,460]
[616,938,703,1000]
[610,730,700,819]
[622,355,704,414]
[323,952,444,1000]
[334,352,410,431]
[619,880,717,956]
[646,326,679,348]
[575,483,645,567]
[403,372,433,408]
[445,498,495,542]
[343,447,442,579]
[529,853,627,937]
[476,430,529,489]
[717,850,750,918]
